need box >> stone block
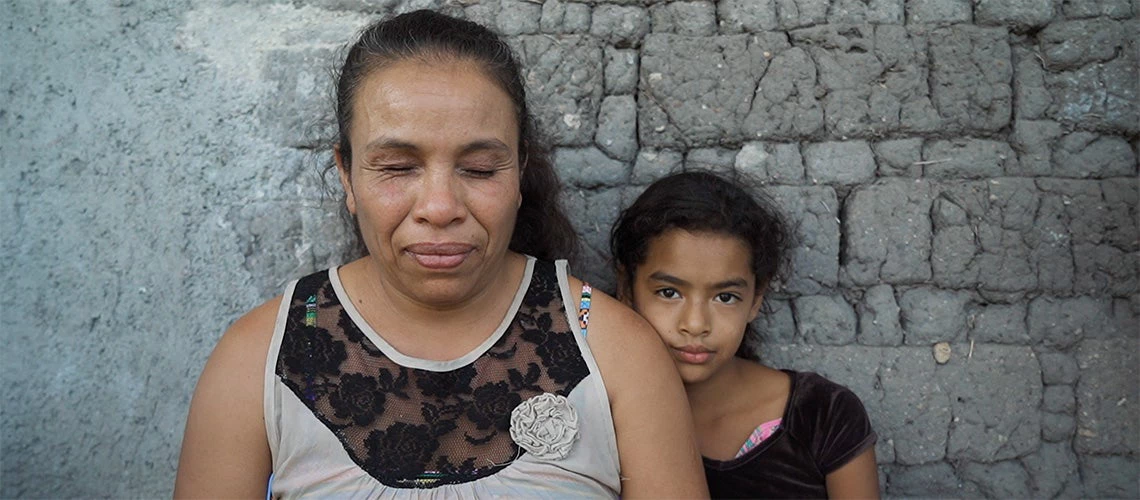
[1009,119,1063,176]
[905,0,971,24]
[872,138,923,177]
[594,95,638,161]
[1041,411,1076,442]
[496,0,541,35]
[858,284,902,346]
[1028,296,1110,349]
[899,288,970,344]
[553,147,627,188]
[764,186,840,295]
[589,4,649,46]
[1038,351,1079,385]
[511,35,603,146]
[641,33,786,147]
[683,148,736,173]
[1073,244,1139,295]
[974,0,1054,28]
[959,460,1032,498]
[884,461,964,497]
[562,187,623,290]
[259,47,337,149]
[826,0,904,23]
[944,344,1042,462]
[922,139,1017,179]
[842,179,934,286]
[775,0,830,29]
[1044,54,1140,134]
[1075,338,1139,455]
[741,45,824,140]
[1039,19,1129,70]
[717,0,778,32]
[1012,46,1051,120]
[928,26,1012,133]
[603,46,638,94]
[879,348,952,464]
[783,25,935,138]
[968,302,1029,344]
[734,142,805,184]
[227,200,356,293]
[1080,455,1140,498]
[932,179,1076,293]
[1042,384,1075,413]
[1100,179,1140,251]
[630,148,682,184]
[1023,442,1082,498]
[795,295,857,345]
[754,298,796,344]
[1062,0,1134,18]
[802,141,876,185]
[540,0,591,34]
[649,1,716,36]
[1053,132,1137,178]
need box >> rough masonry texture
[2,0,1137,498]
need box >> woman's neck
[344,253,527,360]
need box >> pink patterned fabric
[734,418,783,458]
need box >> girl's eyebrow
[647,272,749,290]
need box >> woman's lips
[673,345,714,364]
[405,243,475,269]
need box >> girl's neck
[685,356,753,411]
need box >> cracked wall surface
[2,0,1137,497]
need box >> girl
[611,171,880,499]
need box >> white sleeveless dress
[263,258,620,498]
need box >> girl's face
[628,229,764,386]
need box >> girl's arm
[825,447,880,499]
[173,298,278,499]
[572,280,709,498]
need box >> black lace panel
[277,261,591,488]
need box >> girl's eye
[655,288,680,300]
[715,293,741,304]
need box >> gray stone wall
[1,0,1136,497]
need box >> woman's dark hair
[610,170,792,358]
[330,9,578,262]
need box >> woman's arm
[825,447,880,499]
[173,298,278,499]
[575,282,709,498]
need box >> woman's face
[337,58,522,307]
[628,229,764,386]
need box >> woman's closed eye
[459,165,500,178]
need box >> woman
[174,10,706,499]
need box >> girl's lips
[405,243,475,269]
[673,346,714,364]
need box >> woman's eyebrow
[364,137,417,153]
[458,139,511,156]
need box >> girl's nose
[412,168,466,227]
[678,302,711,337]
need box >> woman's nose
[412,168,466,227]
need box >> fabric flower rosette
[509,392,579,460]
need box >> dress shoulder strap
[577,283,592,338]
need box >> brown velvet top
[703,370,877,499]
